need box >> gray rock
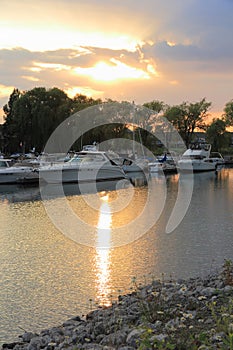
[27,337,42,350]
[100,330,127,347]
[2,267,233,350]
[93,321,106,336]
[223,285,233,293]
[201,287,217,297]
[80,344,104,349]
[21,333,38,343]
[152,333,168,342]
[126,329,143,347]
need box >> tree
[206,118,230,151]
[223,100,233,126]
[143,100,166,114]
[71,94,102,114]
[163,98,211,147]
[2,88,21,153]
[2,87,73,153]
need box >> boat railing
[190,143,211,151]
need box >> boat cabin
[0,159,13,168]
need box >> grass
[133,260,233,349]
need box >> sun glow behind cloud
[64,86,104,99]
[0,84,15,99]
[32,62,71,71]
[74,59,151,82]
[1,0,232,121]
[0,26,140,52]
[21,76,40,82]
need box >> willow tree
[2,87,72,153]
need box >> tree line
[1,86,233,155]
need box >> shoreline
[2,263,233,350]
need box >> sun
[74,59,150,82]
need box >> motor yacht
[38,150,127,184]
[178,143,221,172]
[0,159,39,184]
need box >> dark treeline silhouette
[1,87,104,154]
[1,87,233,154]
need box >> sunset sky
[1,0,233,123]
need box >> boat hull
[0,168,39,184]
[178,160,217,172]
[149,162,177,174]
[39,165,126,184]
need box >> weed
[222,259,233,286]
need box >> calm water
[0,168,233,344]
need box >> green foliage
[71,93,102,114]
[2,88,103,153]
[222,259,233,286]
[208,297,233,350]
[138,327,176,349]
[2,89,232,156]
[223,100,233,126]
[163,98,211,147]
[143,100,166,114]
[134,262,233,350]
[2,88,21,152]
[206,118,230,151]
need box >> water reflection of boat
[0,172,147,204]
[0,180,133,203]
[0,184,40,203]
[40,179,132,200]
[128,172,148,187]
[178,170,219,185]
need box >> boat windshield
[0,160,10,168]
[210,152,223,159]
[190,143,210,151]
[70,153,106,163]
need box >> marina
[1,0,233,346]
[0,166,233,345]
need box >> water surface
[0,168,233,344]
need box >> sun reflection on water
[95,193,112,306]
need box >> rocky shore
[2,262,233,350]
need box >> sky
[1,0,233,124]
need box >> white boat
[105,151,149,174]
[121,157,149,173]
[38,150,127,184]
[0,159,39,184]
[149,161,177,174]
[178,143,221,172]
[210,152,225,165]
[148,160,164,173]
[148,153,177,174]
